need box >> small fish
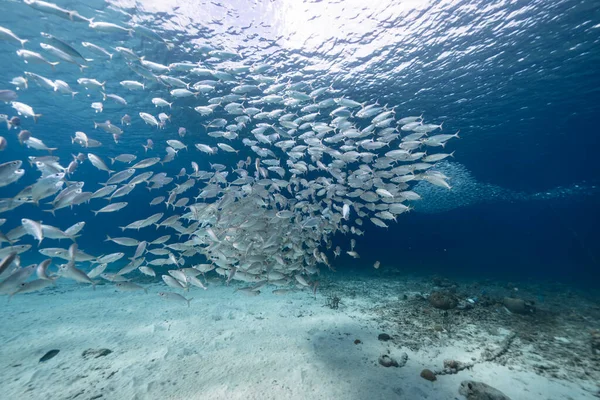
[77,77,105,91]
[59,260,96,288]
[93,202,127,216]
[82,41,112,59]
[158,292,192,307]
[11,101,42,122]
[0,26,28,47]
[16,49,59,69]
[121,114,131,125]
[142,139,154,152]
[11,279,54,297]
[104,235,139,246]
[109,154,137,164]
[139,112,159,127]
[89,20,134,36]
[21,218,44,245]
[10,76,28,90]
[0,264,36,294]
[115,282,147,293]
[0,90,18,103]
[131,157,160,169]
[87,153,113,174]
[36,259,55,280]
[138,266,155,277]
[91,102,103,113]
[120,80,144,90]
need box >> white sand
[0,278,597,400]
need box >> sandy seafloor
[1,270,598,400]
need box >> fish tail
[34,114,42,123]
[20,39,28,48]
[101,92,107,101]
[104,235,112,242]
[186,298,193,307]
[71,92,78,98]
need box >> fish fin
[42,209,56,216]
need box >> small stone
[429,291,458,310]
[378,355,399,367]
[420,369,436,381]
[378,333,391,341]
[354,339,362,345]
[458,380,511,400]
[82,348,113,359]
[397,352,408,367]
[502,297,535,314]
[591,330,600,355]
[444,359,464,370]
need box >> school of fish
[0,1,458,305]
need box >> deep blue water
[0,0,599,288]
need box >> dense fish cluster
[0,0,458,304]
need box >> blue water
[1,0,599,288]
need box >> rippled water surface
[4,0,600,190]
